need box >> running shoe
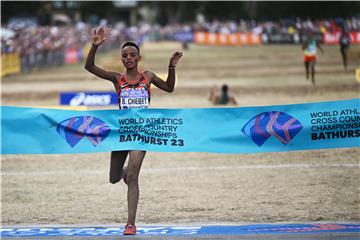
[123,223,136,235]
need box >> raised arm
[85,27,118,83]
[150,51,183,93]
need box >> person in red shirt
[85,27,183,235]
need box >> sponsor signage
[64,48,80,64]
[1,223,359,237]
[2,99,359,154]
[174,31,194,42]
[324,31,360,44]
[60,92,118,106]
[194,32,262,46]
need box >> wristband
[168,65,176,70]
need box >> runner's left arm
[149,51,183,93]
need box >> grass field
[1,42,360,225]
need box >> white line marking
[1,163,358,176]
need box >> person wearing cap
[85,27,183,235]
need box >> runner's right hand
[92,27,107,46]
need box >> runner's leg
[310,60,316,85]
[341,46,348,71]
[304,61,310,80]
[109,151,128,184]
[126,150,146,225]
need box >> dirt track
[1,42,359,225]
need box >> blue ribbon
[2,99,359,154]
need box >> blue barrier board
[60,92,118,106]
[1,223,359,237]
[174,31,194,42]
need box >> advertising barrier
[194,32,262,46]
[1,53,20,77]
[64,48,84,64]
[60,92,118,106]
[174,31,194,43]
[324,31,360,44]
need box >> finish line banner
[1,99,359,154]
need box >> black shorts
[340,44,349,53]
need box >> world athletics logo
[241,111,303,147]
[56,116,110,148]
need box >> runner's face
[121,46,140,69]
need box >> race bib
[120,88,149,109]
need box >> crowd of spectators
[2,17,360,54]
[192,17,360,35]
[1,17,359,70]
